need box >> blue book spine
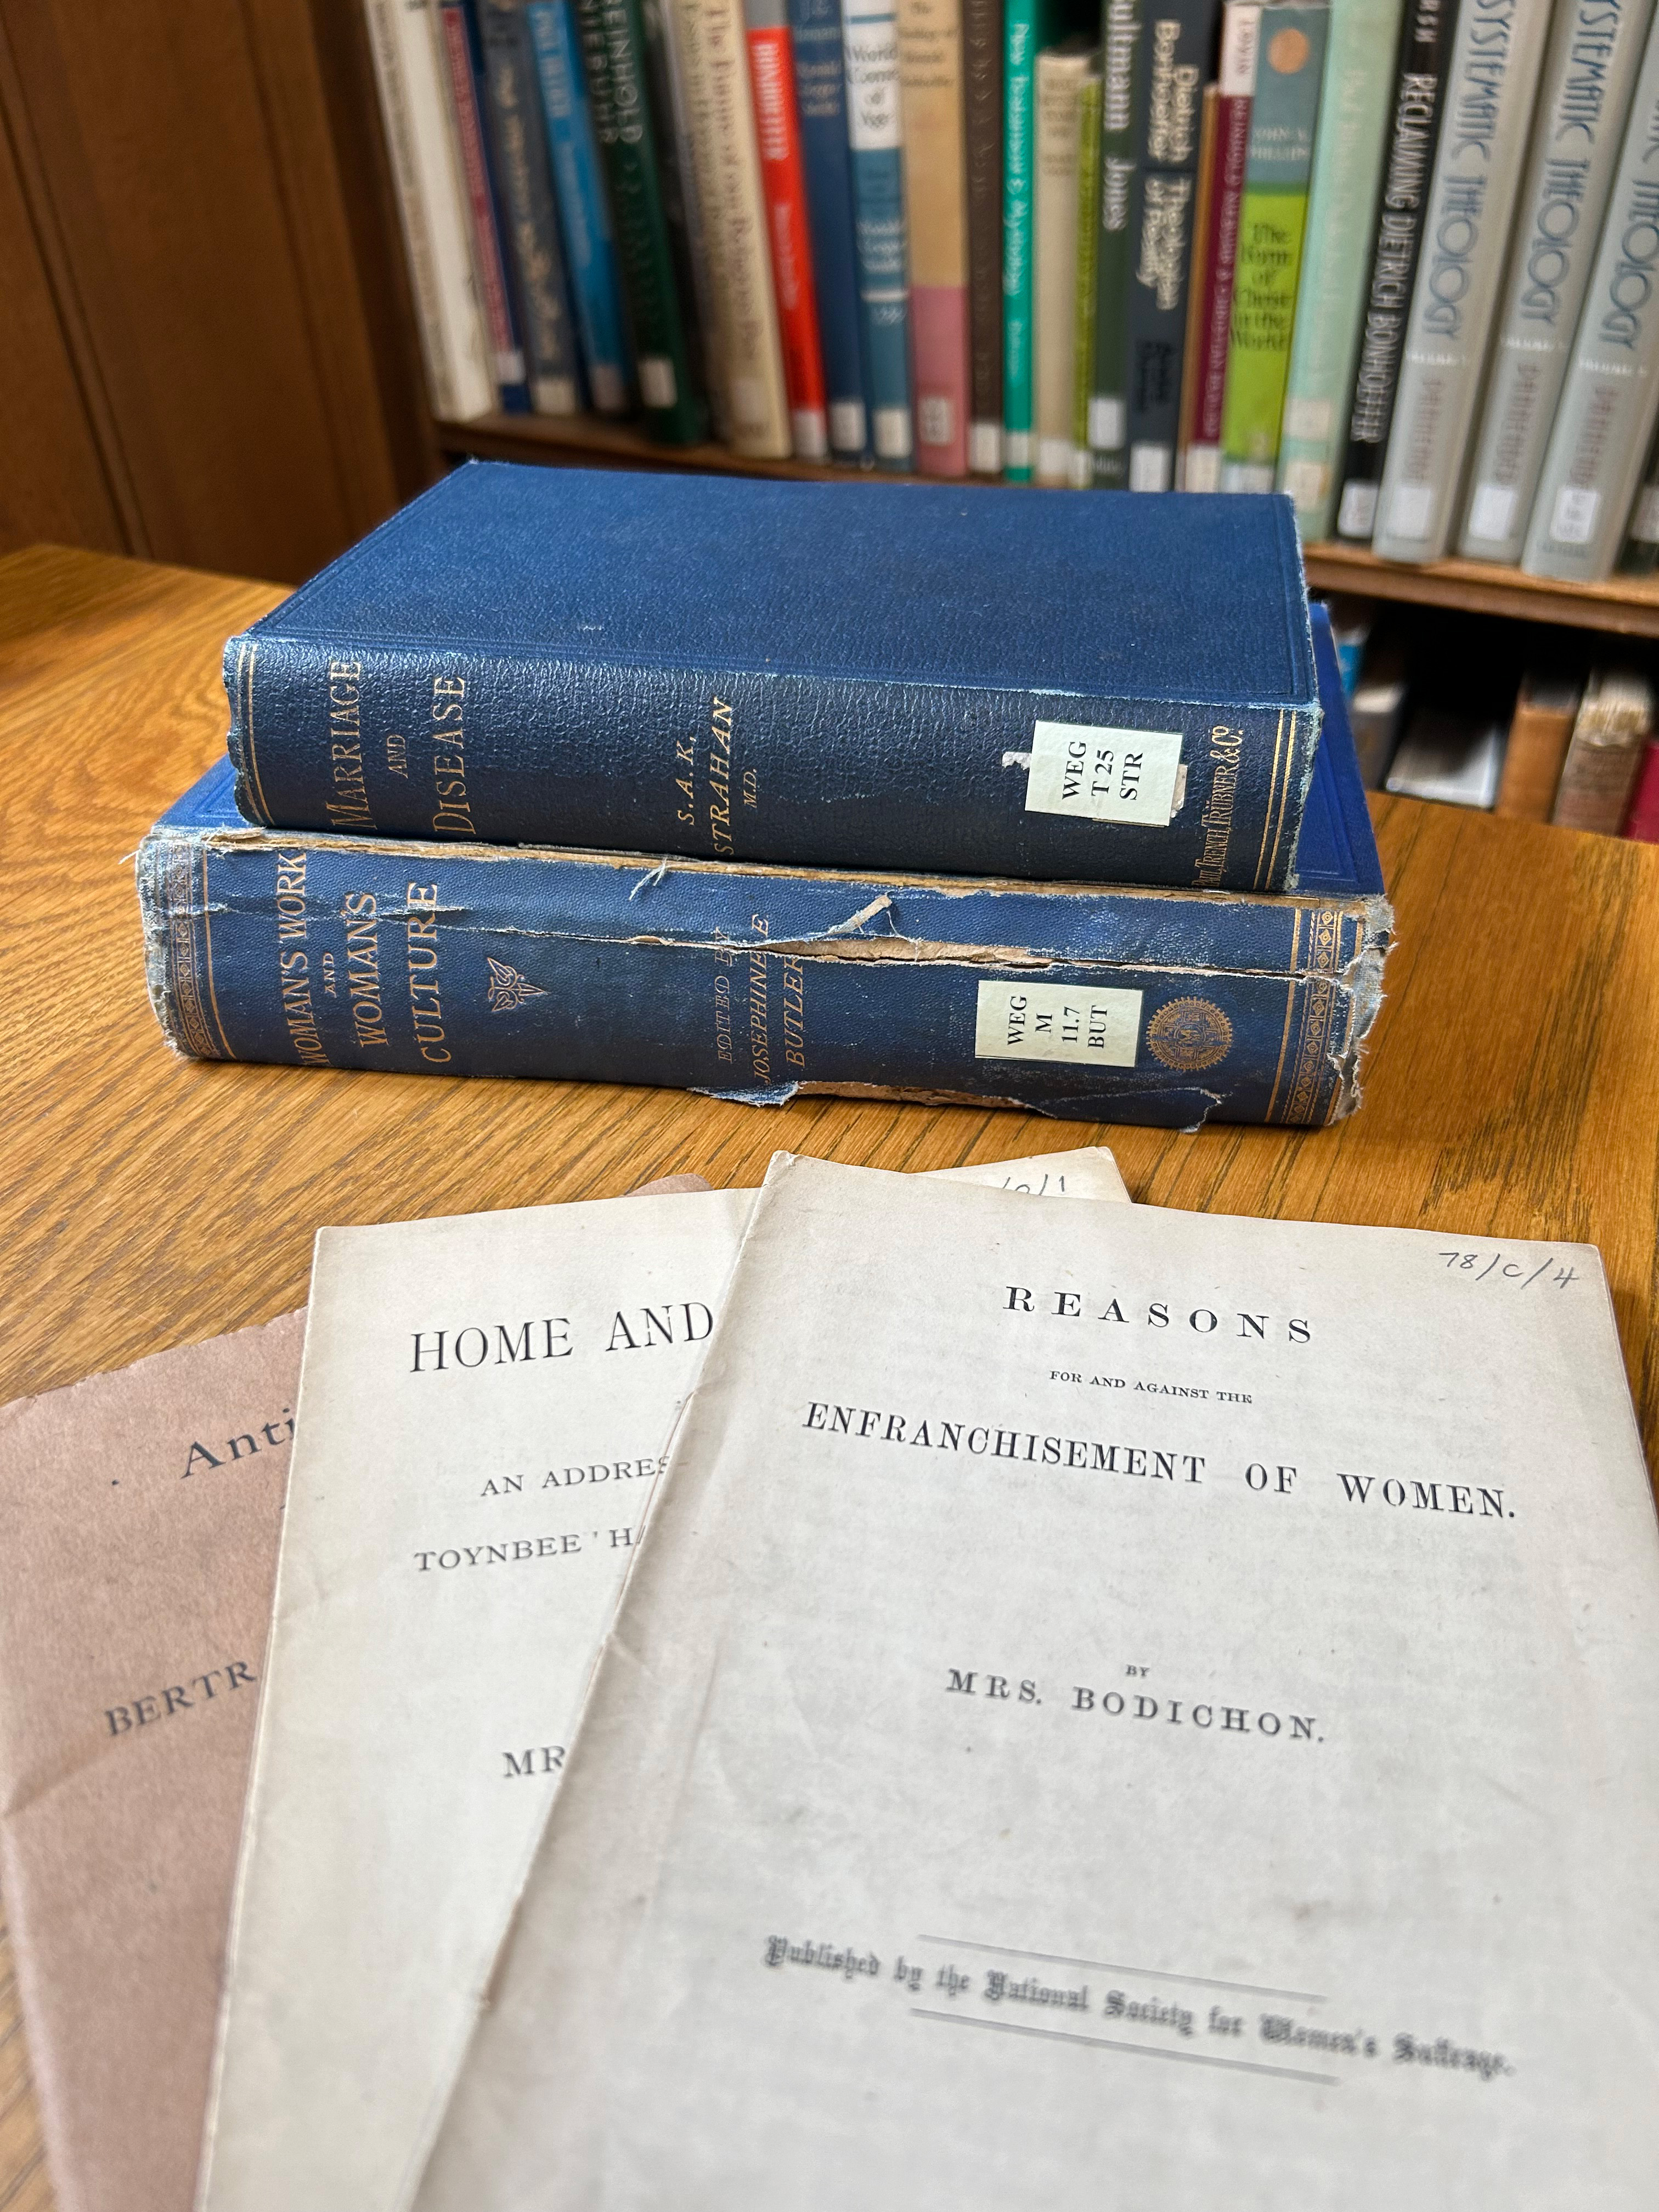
[842,0,914,467]
[444,1,535,411]
[477,0,583,413]
[229,630,1317,887]
[526,0,635,413]
[789,0,873,459]
[224,462,1327,893]
[139,758,1386,1127]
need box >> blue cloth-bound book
[227,463,1323,893]
[789,0,873,461]
[841,0,914,466]
[476,0,582,414]
[147,608,1388,1126]
[526,0,634,414]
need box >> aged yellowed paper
[417,1157,1659,2211]
[199,1149,1127,2212]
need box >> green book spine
[1088,0,1139,484]
[1274,0,1404,538]
[574,0,707,441]
[1003,0,1039,478]
[1218,0,1328,488]
[1071,69,1104,476]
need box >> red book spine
[1183,1,1256,488]
[1623,740,1659,842]
[747,23,831,459]
[436,2,522,393]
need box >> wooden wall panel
[0,0,431,585]
[294,0,441,511]
[0,91,127,561]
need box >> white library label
[1549,485,1599,545]
[1467,482,1519,543]
[1025,720,1184,826]
[974,980,1142,1065]
[636,357,677,407]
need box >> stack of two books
[139,460,1392,1127]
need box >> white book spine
[1034,48,1091,486]
[672,0,793,456]
[1372,0,1556,562]
[362,0,462,420]
[1525,26,1659,580]
[1459,0,1657,563]
[361,0,494,423]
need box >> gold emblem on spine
[1147,997,1233,1071]
[486,957,548,1013]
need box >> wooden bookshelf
[1299,539,1659,641]
[439,409,856,484]
[436,410,1659,640]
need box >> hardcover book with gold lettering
[141,606,1387,1128]
[221,461,1323,893]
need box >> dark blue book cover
[227,464,1323,894]
[152,608,1387,1127]
[1124,0,1218,488]
[476,0,583,411]
[442,0,535,411]
[527,0,636,413]
[789,0,874,460]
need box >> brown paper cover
[0,1313,303,2212]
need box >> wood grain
[0,0,422,582]
[0,81,125,563]
[1301,537,1659,641]
[2,544,1657,2209]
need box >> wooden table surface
[3,544,1658,2208]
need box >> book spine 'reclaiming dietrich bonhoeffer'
[219,466,1323,894]
[572,0,707,439]
[1331,0,1458,540]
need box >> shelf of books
[365,0,1659,649]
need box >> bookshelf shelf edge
[433,415,1659,638]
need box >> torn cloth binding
[138,613,1388,1130]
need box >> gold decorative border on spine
[236,639,273,825]
[199,845,234,1057]
[1282,907,1346,1125]
[162,839,222,1060]
[1252,712,1287,889]
[1264,907,1302,1122]
[1260,708,1299,890]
